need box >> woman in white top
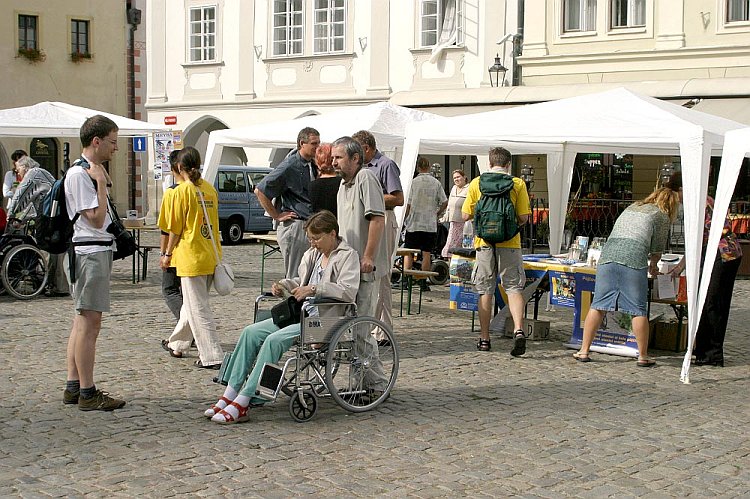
[441,169,470,257]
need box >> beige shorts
[72,251,113,313]
[472,245,524,295]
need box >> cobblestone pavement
[1,239,748,497]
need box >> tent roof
[0,101,168,137]
[206,102,439,151]
[404,88,746,156]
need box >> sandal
[477,339,491,351]
[161,339,183,358]
[573,351,591,363]
[637,357,657,368]
[204,396,233,418]
[211,401,250,424]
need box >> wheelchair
[216,294,399,423]
[0,218,48,300]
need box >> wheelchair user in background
[206,210,360,424]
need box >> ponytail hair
[175,146,203,185]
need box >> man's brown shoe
[78,390,126,411]
[63,389,80,405]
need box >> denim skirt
[590,262,649,317]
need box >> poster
[154,131,174,175]
[565,270,640,357]
[549,270,576,307]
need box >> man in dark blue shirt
[255,127,320,278]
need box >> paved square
[0,240,747,496]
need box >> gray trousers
[374,210,398,333]
[161,266,183,320]
[356,278,388,390]
[277,219,309,279]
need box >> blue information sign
[133,136,147,152]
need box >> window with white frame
[273,0,303,56]
[419,0,462,48]
[188,6,216,62]
[727,0,750,21]
[313,0,345,54]
[563,0,597,32]
[611,0,645,28]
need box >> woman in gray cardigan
[573,186,680,367]
[206,210,360,424]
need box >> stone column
[366,0,391,96]
[655,1,685,49]
[145,0,167,104]
[522,1,548,57]
[235,0,256,101]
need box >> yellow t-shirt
[162,180,222,277]
[462,173,531,249]
[157,185,176,233]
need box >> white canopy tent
[0,101,168,137]
[687,127,750,380]
[201,102,439,185]
[400,88,746,383]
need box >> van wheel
[222,218,244,245]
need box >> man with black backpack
[62,115,126,411]
[462,147,531,355]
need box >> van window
[218,171,247,193]
[248,172,266,187]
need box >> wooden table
[254,234,280,293]
[393,248,420,316]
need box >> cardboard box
[504,318,550,341]
[650,319,687,352]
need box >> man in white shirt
[63,115,126,411]
[403,157,448,290]
[3,150,26,208]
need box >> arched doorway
[30,138,59,177]
[183,116,247,165]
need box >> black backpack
[35,169,79,254]
[474,173,519,244]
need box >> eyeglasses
[307,233,329,243]
[100,138,118,146]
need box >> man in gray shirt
[353,130,403,335]
[333,136,388,390]
[255,127,320,279]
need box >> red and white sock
[203,386,238,417]
[211,394,250,422]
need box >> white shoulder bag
[197,187,235,295]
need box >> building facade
[1,0,148,213]
[145,0,750,213]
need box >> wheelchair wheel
[325,317,398,413]
[430,259,450,285]
[289,389,317,422]
[2,244,48,300]
[280,354,327,397]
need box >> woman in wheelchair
[207,210,360,424]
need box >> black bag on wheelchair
[271,296,303,329]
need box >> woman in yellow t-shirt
[160,147,224,369]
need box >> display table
[449,252,664,357]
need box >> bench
[138,244,161,281]
[400,269,439,315]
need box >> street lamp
[488,53,507,87]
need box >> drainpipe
[127,4,141,210]
[513,0,524,87]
